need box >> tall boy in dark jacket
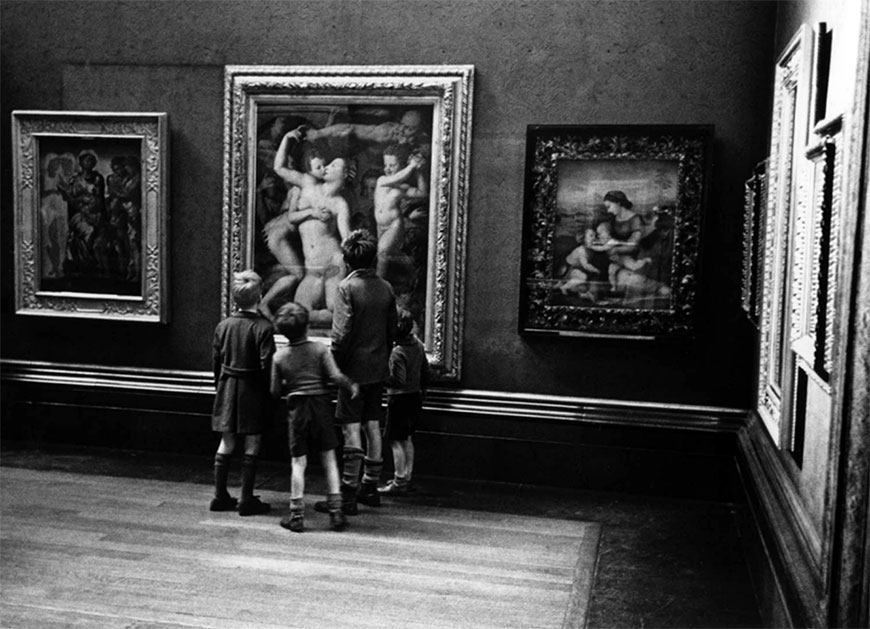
[318,229,397,514]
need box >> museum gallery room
[1,1,869,627]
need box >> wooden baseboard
[736,413,826,627]
[0,358,747,432]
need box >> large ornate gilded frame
[11,111,169,323]
[519,124,711,338]
[221,65,473,380]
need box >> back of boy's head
[341,229,378,270]
[232,270,262,309]
[274,302,309,340]
[396,308,415,339]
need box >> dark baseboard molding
[0,359,747,433]
[736,413,827,628]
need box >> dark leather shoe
[329,510,347,531]
[280,514,304,532]
[357,482,381,507]
[209,495,238,512]
[238,496,271,516]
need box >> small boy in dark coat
[210,270,275,516]
[379,308,430,496]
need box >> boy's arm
[323,351,359,398]
[330,283,353,367]
[212,329,222,388]
[269,358,283,399]
[387,297,399,348]
[386,350,408,387]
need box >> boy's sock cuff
[342,445,365,461]
[326,492,342,511]
[289,498,304,512]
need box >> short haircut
[341,229,378,270]
[232,270,262,308]
[274,302,309,340]
[396,308,415,339]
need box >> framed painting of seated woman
[221,65,474,380]
[519,125,712,339]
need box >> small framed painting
[11,110,169,322]
[519,124,712,339]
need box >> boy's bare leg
[320,448,346,531]
[321,448,341,495]
[281,455,307,532]
[390,440,406,479]
[403,437,415,483]
[290,455,307,500]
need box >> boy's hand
[349,382,360,399]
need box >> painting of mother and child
[550,160,678,310]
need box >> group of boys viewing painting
[254,106,432,331]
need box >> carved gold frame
[10,111,169,323]
[519,124,712,339]
[221,65,473,380]
[757,25,814,445]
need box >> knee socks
[213,452,232,498]
[326,492,342,514]
[341,445,365,489]
[361,457,383,486]
[240,454,258,501]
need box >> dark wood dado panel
[1,360,747,501]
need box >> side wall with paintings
[1,1,776,498]
[735,0,870,626]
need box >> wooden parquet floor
[0,467,600,629]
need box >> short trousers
[286,394,338,458]
[335,382,385,425]
[384,392,422,441]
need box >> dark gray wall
[0,0,777,407]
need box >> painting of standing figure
[520,125,711,339]
[38,140,143,295]
[12,111,169,322]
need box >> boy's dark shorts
[335,382,385,425]
[384,392,422,441]
[286,394,338,458]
